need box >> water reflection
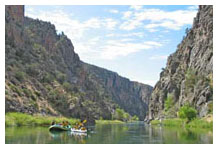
[49,131,88,144]
[147,124,213,144]
[5,122,213,144]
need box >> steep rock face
[148,5,213,120]
[5,5,153,121]
[82,63,153,119]
[5,5,25,48]
[6,5,24,24]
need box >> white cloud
[84,18,101,29]
[144,41,162,47]
[145,20,182,30]
[119,38,135,42]
[25,6,187,62]
[128,76,157,86]
[143,80,157,86]
[26,9,85,40]
[188,5,198,10]
[130,5,143,11]
[25,7,34,14]
[106,33,115,37]
[106,32,145,38]
[119,20,142,30]
[74,38,163,60]
[103,18,118,30]
[26,8,118,43]
[147,28,159,32]
[149,55,168,60]
[120,8,197,31]
[122,11,132,19]
[122,32,145,38]
[88,37,100,45]
[109,9,119,14]
[99,40,163,60]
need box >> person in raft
[51,121,56,125]
[74,123,79,129]
[79,120,87,130]
[73,120,87,130]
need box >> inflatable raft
[49,124,72,131]
[71,128,87,133]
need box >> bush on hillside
[178,105,197,121]
[56,72,67,84]
[164,93,174,111]
[42,73,54,83]
[26,63,40,77]
[15,71,25,81]
[63,82,72,92]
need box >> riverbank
[151,115,213,130]
[95,120,124,124]
[5,112,80,127]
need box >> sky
[25,5,198,86]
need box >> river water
[5,122,213,144]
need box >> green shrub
[10,84,22,96]
[95,120,124,124]
[113,108,124,121]
[112,108,132,122]
[131,115,139,121]
[208,102,213,114]
[5,112,80,127]
[56,72,67,84]
[123,113,130,121]
[164,93,174,111]
[42,73,54,83]
[63,82,72,92]
[15,71,25,81]
[187,118,213,129]
[162,119,185,127]
[178,105,197,121]
[151,118,212,130]
[26,63,39,76]
[185,69,198,91]
[150,120,161,125]
[34,91,41,97]
[208,73,213,90]
[23,88,32,97]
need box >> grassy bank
[151,117,213,130]
[95,120,124,124]
[5,112,80,127]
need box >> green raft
[49,124,72,131]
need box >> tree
[123,113,130,121]
[131,115,139,121]
[178,105,197,121]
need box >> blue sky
[25,5,198,86]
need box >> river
[5,121,213,144]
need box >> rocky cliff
[147,5,213,120]
[5,5,153,122]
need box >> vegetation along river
[5,122,212,144]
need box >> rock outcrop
[5,5,153,121]
[147,5,213,120]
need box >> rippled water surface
[5,122,213,144]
